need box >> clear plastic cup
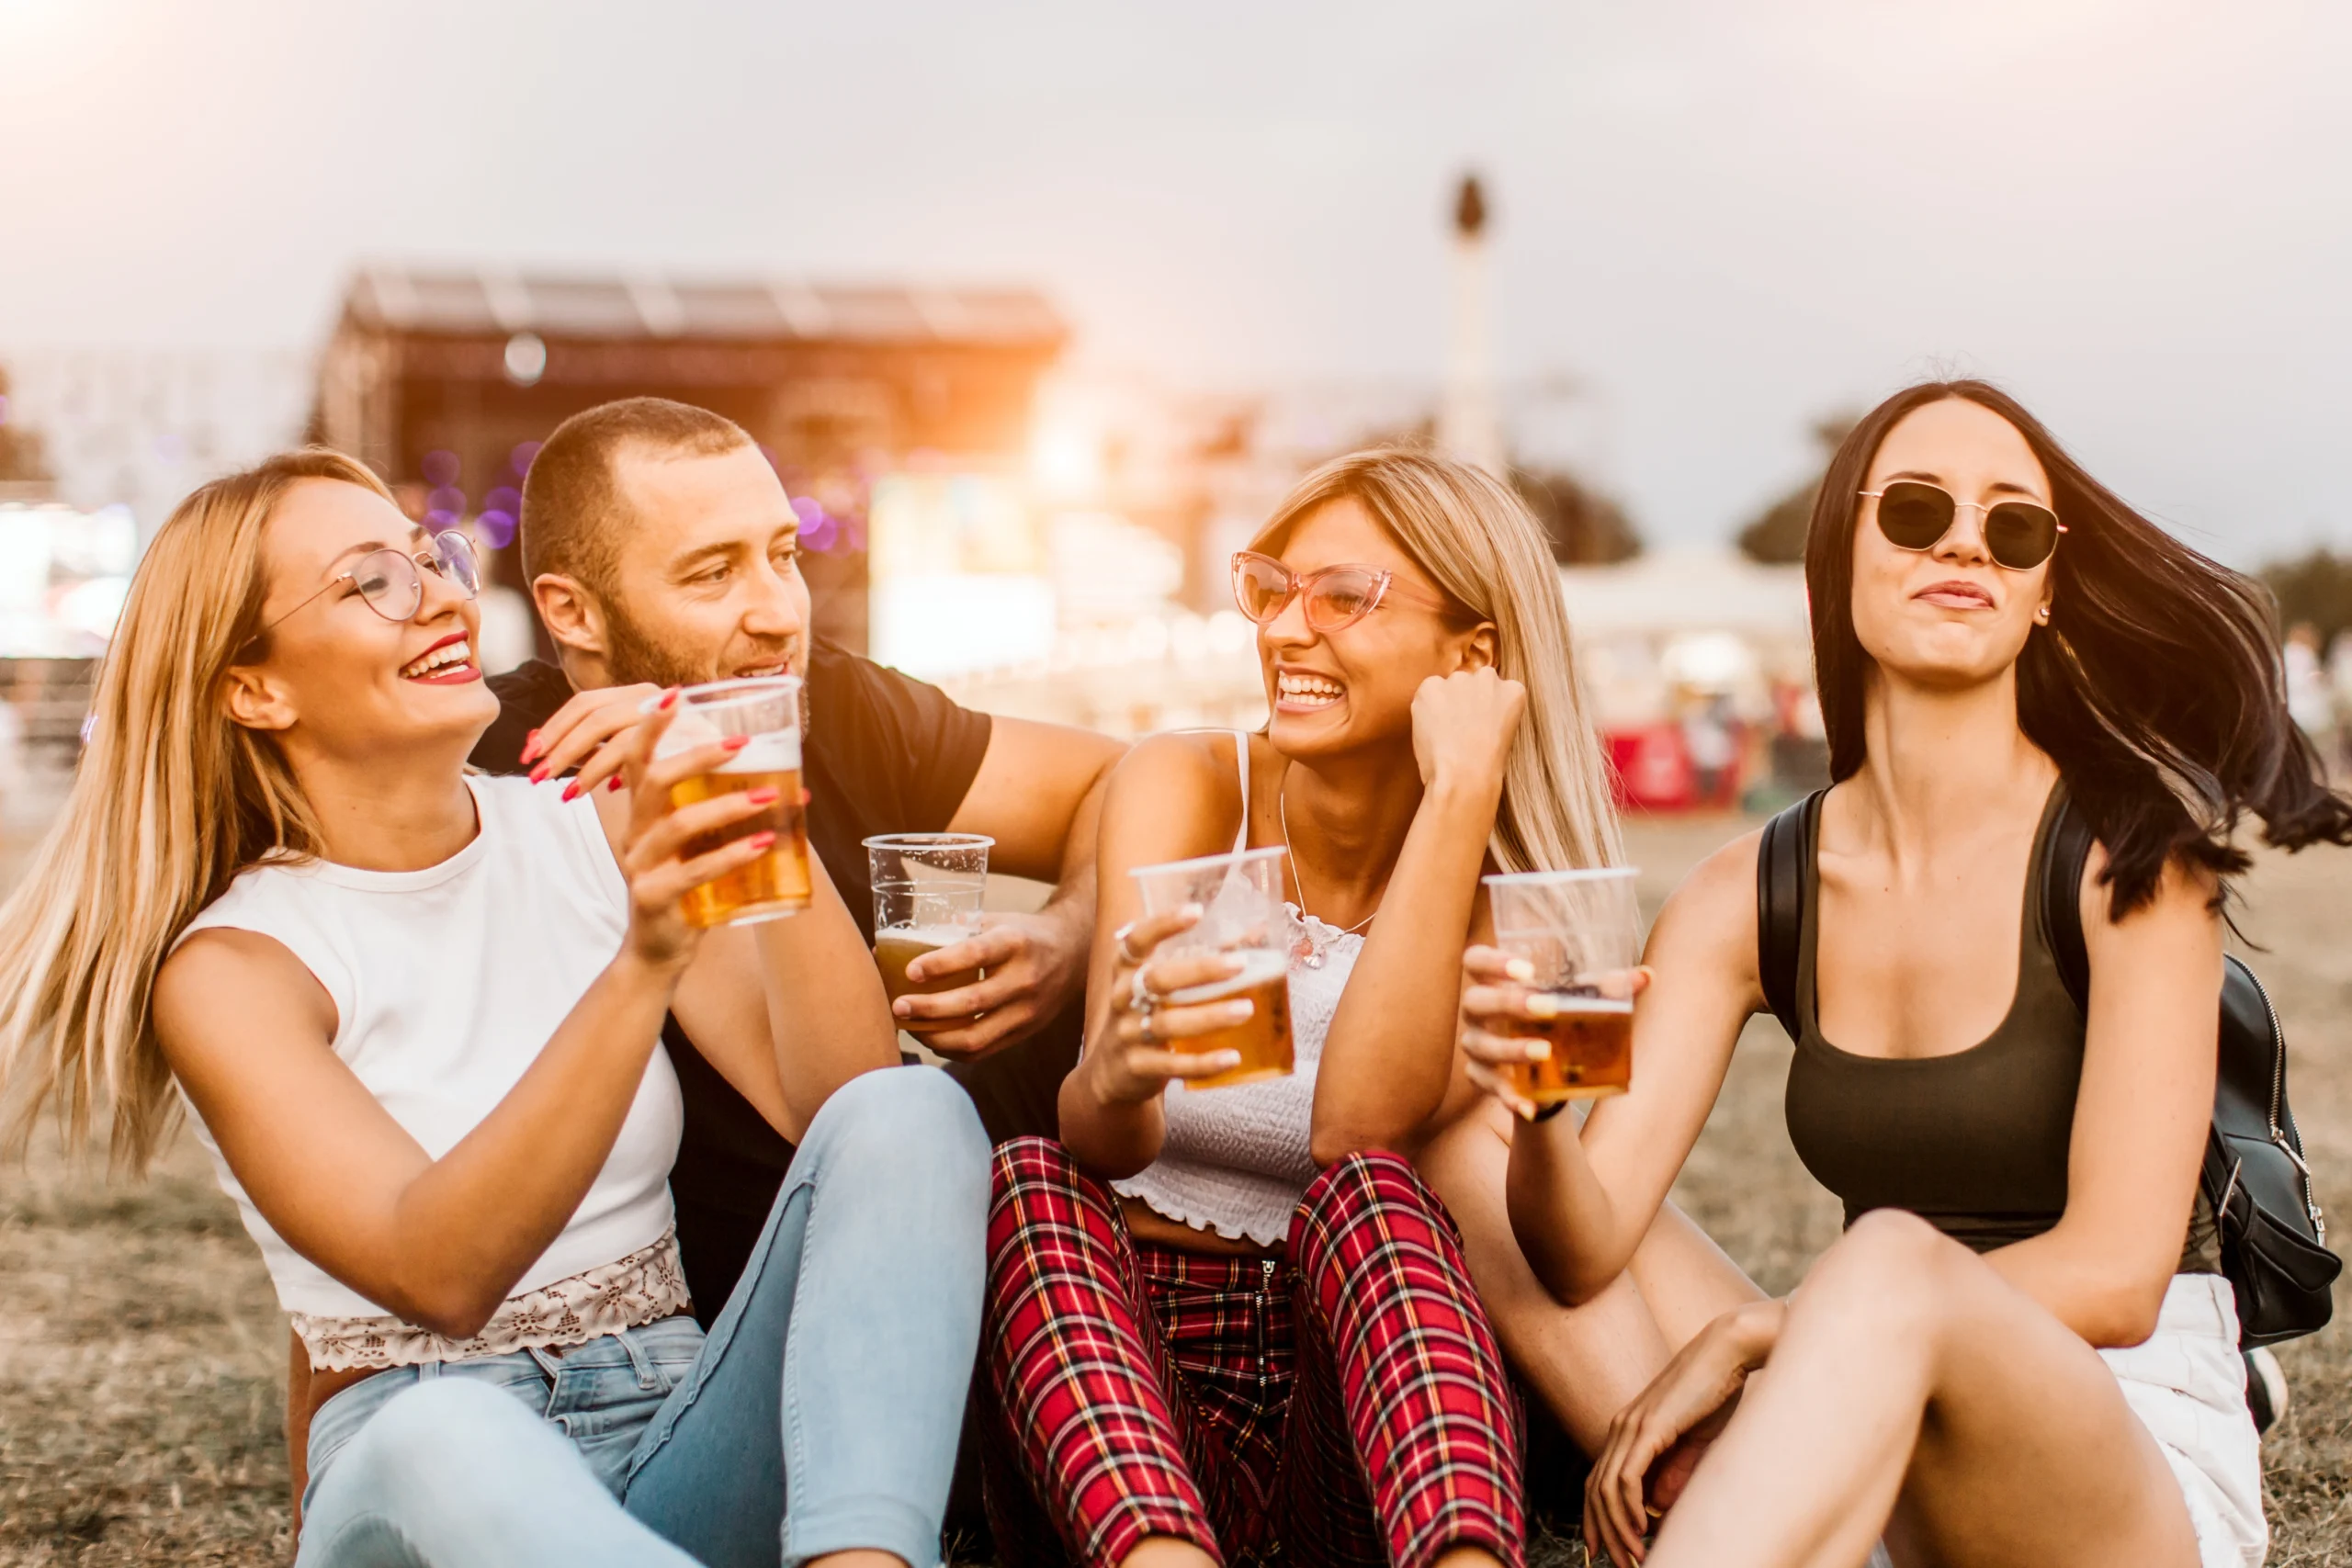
[1482,867,1642,1103]
[863,833,994,1032]
[1130,845,1294,1089]
[650,677,808,927]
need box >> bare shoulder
[2080,838,2222,943]
[1645,826,1765,985]
[153,928,336,1063]
[1100,730,1245,861]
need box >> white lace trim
[291,1227,693,1371]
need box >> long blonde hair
[0,449,387,1171]
[1250,446,1623,874]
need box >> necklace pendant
[1292,929,1323,969]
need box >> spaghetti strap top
[1781,783,2219,1272]
[1110,731,1363,1247]
[1231,725,1251,854]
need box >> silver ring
[1129,965,1161,1043]
[1113,920,1148,965]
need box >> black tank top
[1782,784,2218,1272]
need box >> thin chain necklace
[1277,761,1378,968]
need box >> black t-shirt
[474,644,1082,1322]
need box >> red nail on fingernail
[659,689,679,710]
[529,764,549,784]
[560,782,580,802]
[721,734,751,750]
[745,787,779,805]
[748,831,777,850]
[606,775,624,793]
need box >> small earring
[2035,605,2051,625]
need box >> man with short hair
[474,396,1122,1320]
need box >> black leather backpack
[1757,789,2340,1348]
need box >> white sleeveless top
[175,774,684,1323]
[1113,735,1364,1247]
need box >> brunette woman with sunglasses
[1459,381,2352,1568]
[978,448,1624,1568]
[0,451,989,1567]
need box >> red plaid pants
[981,1137,1524,1568]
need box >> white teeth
[401,641,473,679]
[1277,672,1342,705]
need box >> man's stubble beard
[598,595,812,739]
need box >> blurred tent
[310,267,1069,653]
[1559,546,1817,810]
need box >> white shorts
[2098,1273,2268,1568]
[1862,1273,2266,1568]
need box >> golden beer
[874,924,983,1032]
[1169,949,1293,1089]
[1496,992,1633,1103]
[671,765,810,928]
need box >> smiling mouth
[1275,671,1344,711]
[400,636,480,682]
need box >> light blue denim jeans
[294,1066,989,1568]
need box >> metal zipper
[2241,965,2324,1241]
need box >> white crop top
[1114,734,1363,1247]
[175,774,683,1319]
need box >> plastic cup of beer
[1129,845,1294,1090]
[647,676,810,928]
[864,833,994,1032]
[1482,867,1642,1108]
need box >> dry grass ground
[2,813,2346,1565]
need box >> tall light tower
[1438,173,1507,478]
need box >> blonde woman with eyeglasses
[973,447,1722,1568]
[0,450,988,1568]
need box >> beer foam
[876,922,977,950]
[1538,992,1634,1014]
[655,709,800,773]
[1167,945,1287,1005]
[714,729,801,773]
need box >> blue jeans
[295,1066,989,1568]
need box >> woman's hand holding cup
[610,691,786,974]
[1089,906,1257,1105]
[1459,943,1652,1122]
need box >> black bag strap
[1755,789,1826,1040]
[2039,790,2097,1018]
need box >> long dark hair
[1807,379,2352,918]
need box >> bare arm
[1058,733,1249,1179]
[1307,670,1526,1165]
[1985,849,2221,1347]
[1465,833,1763,1304]
[891,716,1125,1057]
[155,721,778,1339]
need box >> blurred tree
[1513,465,1641,565]
[2261,548,2352,644]
[1736,412,1858,564]
[0,365,52,483]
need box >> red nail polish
[745,786,779,806]
[522,728,541,763]
[659,688,679,710]
[747,830,777,851]
[606,774,624,793]
[721,734,751,751]
[560,782,581,802]
[529,763,549,784]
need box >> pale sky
[3,0,2346,564]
